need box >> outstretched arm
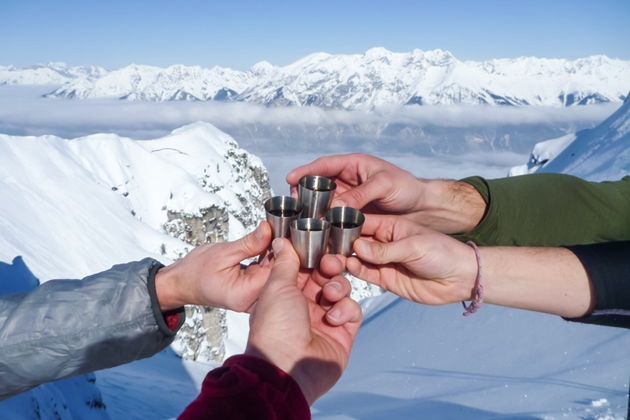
[287,154,630,245]
[0,222,273,400]
[346,217,630,327]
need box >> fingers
[353,237,417,265]
[346,256,385,287]
[319,254,346,278]
[362,214,428,242]
[330,172,389,209]
[228,222,272,262]
[321,275,352,302]
[286,154,354,186]
[265,238,300,291]
[326,297,363,327]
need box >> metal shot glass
[264,196,302,239]
[290,218,331,269]
[297,175,337,219]
[326,207,365,256]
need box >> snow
[0,62,106,86]
[1,91,629,418]
[313,295,629,419]
[511,94,630,180]
[509,133,576,176]
[5,49,627,109]
[540,96,630,180]
[0,122,270,418]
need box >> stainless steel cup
[264,196,302,239]
[290,218,331,269]
[298,175,337,219]
[326,207,365,256]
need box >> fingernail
[332,199,346,208]
[272,237,284,253]
[328,308,341,321]
[326,281,342,292]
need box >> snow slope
[0,122,268,278]
[314,295,629,419]
[314,99,630,419]
[0,123,270,418]
[511,93,630,179]
[540,95,630,180]
[15,49,628,108]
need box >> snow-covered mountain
[0,122,271,417]
[46,64,254,101]
[238,49,630,109]
[511,93,630,179]
[7,49,627,108]
[0,62,106,86]
[1,102,628,418]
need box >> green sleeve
[458,174,630,246]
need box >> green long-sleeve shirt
[459,173,630,246]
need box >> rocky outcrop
[164,207,229,247]
[160,126,272,363]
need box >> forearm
[479,247,594,318]
[411,179,486,234]
[0,259,183,400]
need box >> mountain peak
[364,47,393,58]
[251,61,276,74]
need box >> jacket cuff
[224,355,309,404]
[180,354,311,419]
[456,176,497,245]
[146,263,185,337]
[564,241,630,329]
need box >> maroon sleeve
[178,355,311,420]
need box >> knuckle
[373,243,390,262]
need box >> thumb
[266,238,300,290]
[331,173,389,209]
[353,237,416,265]
[227,222,272,262]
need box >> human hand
[346,215,478,305]
[287,153,422,215]
[286,153,485,234]
[155,222,273,312]
[246,238,362,405]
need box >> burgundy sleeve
[179,355,311,420]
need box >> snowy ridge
[0,62,106,86]
[0,122,272,418]
[47,64,253,101]
[0,122,269,278]
[539,93,630,180]
[4,49,627,108]
[511,93,630,180]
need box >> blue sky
[2,0,629,69]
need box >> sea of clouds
[0,85,618,191]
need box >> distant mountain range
[2,48,629,109]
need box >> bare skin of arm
[287,153,485,235]
[342,217,594,319]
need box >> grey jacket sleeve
[0,258,185,400]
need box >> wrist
[420,180,485,234]
[456,242,481,301]
[244,345,317,404]
[155,264,187,311]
